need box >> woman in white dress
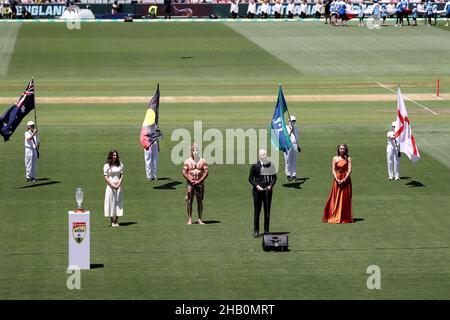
[103,150,124,227]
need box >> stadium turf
[0,21,449,299]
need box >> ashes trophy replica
[68,187,90,269]
[75,187,85,213]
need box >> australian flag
[140,84,163,150]
[0,79,35,142]
[270,85,292,154]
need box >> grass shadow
[282,177,309,189]
[406,180,426,187]
[353,218,365,223]
[153,181,182,190]
[263,249,291,253]
[90,264,104,269]
[267,232,290,235]
[118,222,138,227]
[18,180,60,189]
[255,231,290,238]
[200,220,221,224]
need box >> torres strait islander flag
[140,84,163,150]
[270,85,292,154]
[394,86,420,162]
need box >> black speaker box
[262,234,289,252]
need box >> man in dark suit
[10,1,18,19]
[324,0,331,24]
[164,0,171,19]
[248,149,277,238]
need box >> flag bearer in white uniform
[284,116,300,181]
[24,120,39,182]
[145,140,159,181]
[387,121,400,180]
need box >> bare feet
[198,219,205,225]
[187,219,192,225]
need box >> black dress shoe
[292,176,297,181]
[287,175,291,181]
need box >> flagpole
[32,78,37,130]
[396,84,401,157]
[32,78,39,158]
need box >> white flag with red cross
[394,86,420,162]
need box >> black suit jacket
[164,0,171,14]
[248,161,277,191]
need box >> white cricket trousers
[284,147,298,177]
[144,143,158,179]
[387,144,400,178]
[25,147,37,179]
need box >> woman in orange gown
[323,144,353,224]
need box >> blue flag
[270,85,292,154]
[0,79,35,142]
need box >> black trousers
[396,11,403,25]
[253,190,272,234]
[404,12,410,25]
[164,5,171,19]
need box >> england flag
[394,86,420,162]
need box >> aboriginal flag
[140,84,163,150]
[0,79,35,142]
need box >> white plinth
[68,210,90,270]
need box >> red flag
[345,13,358,20]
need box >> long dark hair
[106,150,121,166]
[336,144,349,159]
